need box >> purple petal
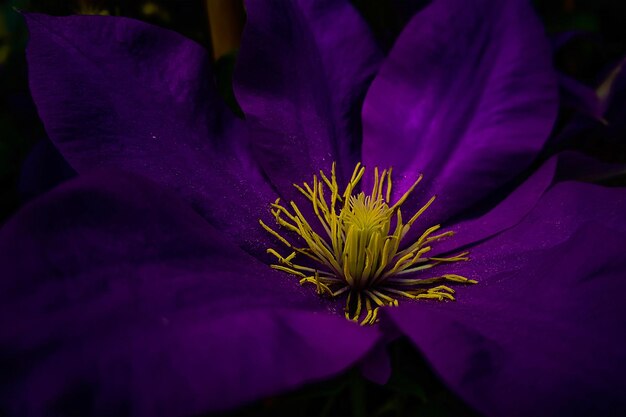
[555,150,626,182]
[24,13,273,254]
[359,341,392,385]
[435,151,626,256]
[233,0,382,193]
[386,181,626,417]
[362,0,558,223]
[18,138,76,202]
[0,172,379,416]
[435,156,557,255]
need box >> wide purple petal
[362,0,558,224]
[233,0,382,193]
[24,13,274,254]
[433,151,626,256]
[386,181,626,416]
[434,157,557,255]
[0,172,380,416]
[555,150,626,182]
[18,137,76,202]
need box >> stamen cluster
[260,163,476,325]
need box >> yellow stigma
[260,162,476,325]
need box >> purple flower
[2,0,626,416]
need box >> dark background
[1,1,625,416]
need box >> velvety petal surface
[18,137,76,202]
[362,0,558,224]
[233,0,382,193]
[0,172,380,416]
[434,156,557,255]
[25,13,274,254]
[386,181,626,417]
[555,150,626,182]
[432,151,626,257]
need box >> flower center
[260,163,476,325]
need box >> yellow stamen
[260,163,477,324]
